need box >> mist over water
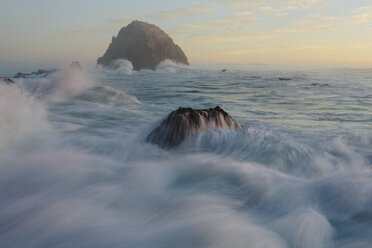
[0,63,372,247]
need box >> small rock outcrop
[0,77,15,85]
[97,20,189,71]
[14,69,57,78]
[146,106,243,149]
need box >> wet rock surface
[14,69,58,78]
[146,106,244,149]
[0,77,15,84]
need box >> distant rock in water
[14,72,26,78]
[69,61,82,70]
[0,77,15,84]
[14,69,58,78]
[221,69,228,73]
[278,77,292,81]
[146,106,243,149]
[97,20,189,71]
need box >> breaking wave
[96,59,133,75]
[155,59,190,73]
[18,67,95,101]
[76,86,141,106]
[0,83,48,152]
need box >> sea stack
[146,106,244,149]
[97,20,189,71]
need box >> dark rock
[34,69,47,75]
[311,83,330,87]
[0,77,15,84]
[278,78,292,81]
[146,106,243,149]
[33,69,57,76]
[221,69,228,73]
[14,69,57,78]
[97,20,189,71]
[69,61,82,70]
[15,72,28,78]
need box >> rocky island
[97,20,189,71]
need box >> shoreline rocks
[0,77,15,84]
[14,69,58,78]
[7,62,80,80]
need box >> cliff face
[97,21,189,71]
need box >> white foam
[96,59,133,75]
[155,59,189,72]
[0,83,48,151]
[0,67,371,247]
[76,86,141,106]
[270,208,334,248]
[31,67,95,101]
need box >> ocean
[0,62,372,247]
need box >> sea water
[0,62,371,247]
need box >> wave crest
[96,59,133,75]
[0,83,48,151]
[76,86,141,106]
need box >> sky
[0,0,371,67]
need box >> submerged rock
[97,20,189,71]
[0,77,15,84]
[146,106,243,149]
[278,78,292,81]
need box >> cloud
[179,29,276,43]
[214,0,326,9]
[258,6,277,13]
[349,6,372,24]
[293,20,334,31]
[354,6,370,12]
[182,11,256,32]
[224,44,332,55]
[278,0,329,10]
[350,13,372,24]
[257,5,297,13]
[213,0,264,8]
[203,32,276,42]
[282,0,322,3]
[110,3,217,29]
[145,3,217,20]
